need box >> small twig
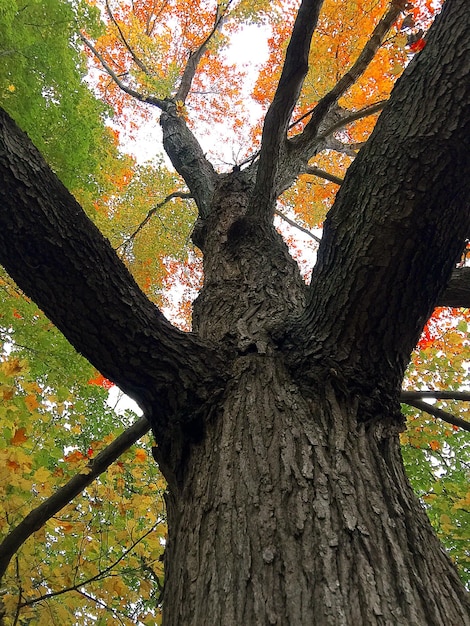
[19,521,161,608]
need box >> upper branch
[80,33,167,109]
[81,34,219,218]
[105,0,152,75]
[247,0,324,221]
[292,0,405,152]
[175,1,233,103]
[0,108,226,428]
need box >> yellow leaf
[24,394,39,411]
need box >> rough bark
[0,0,470,624]
[163,358,469,625]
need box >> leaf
[10,427,28,446]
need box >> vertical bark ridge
[162,357,469,625]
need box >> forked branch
[80,33,168,110]
[105,0,152,75]
[293,0,404,151]
[175,0,234,102]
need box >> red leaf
[88,372,114,389]
[409,38,426,53]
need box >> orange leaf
[135,448,147,463]
[24,394,39,412]
[10,427,28,446]
[88,372,114,389]
[429,440,440,451]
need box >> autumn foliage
[0,0,469,623]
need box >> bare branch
[248,0,325,220]
[401,390,470,402]
[175,1,234,103]
[0,417,151,582]
[117,191,192,251]
[275,209,321,243]
[80,33,167,110]
[402,398,470,433]
[304,165,343,185]
[105,0,152,75]
[19,521,161,608]
[294,0,404,150]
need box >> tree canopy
[0,0,469,624]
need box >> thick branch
[295,0,470,403]
[0,108,226,425]
[318,100,387,140]
[0,417,151,583]
[402,390,470,402]
[159,107,218,218]
[248,0,324,220]
[402,398,470,433]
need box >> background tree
[0,0,469,624]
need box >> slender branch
[75,589,127,625]
[401,390,470,402]
[318,100,387,139]
[0,417,151,582]
[295,0,404,149]
[175,1,234,103]
[116,191,192,251]
[105,0,152,75]
[18,522,162,611]
[402,398,470,433]
[275,209,321,243]
[79,33,167,110]
[304,165,343,185]
[249,0,325,220]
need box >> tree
[0,0,469,623]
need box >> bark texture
[0,0,470,624]
[163,358,468,625]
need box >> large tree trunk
[155,178,470,623]
[162,357,469,625]
[0,0,470,624]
